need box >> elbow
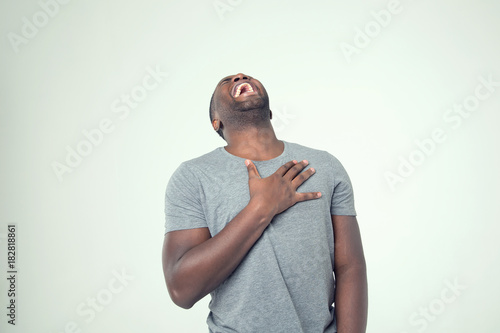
[163,262,197,308]
[162,253,204,309]
[165,279,198,309]
[169,288,196,309]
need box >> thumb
[245,160,260,179]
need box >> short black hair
[209,92,225,140]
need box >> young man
[162,73,367,333]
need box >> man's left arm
[332,214,368,333]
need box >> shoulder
[172,147,223,174]
[166,148,224,191]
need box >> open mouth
[233,82,254,98]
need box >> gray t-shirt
[164,141,356,333]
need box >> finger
[291,167,316,188]
[245,160,261,179]
[275,160,298,177]
[283,160,309,181]
[295,191,322,203]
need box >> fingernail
[292,160,298,164]
[310,168,315,173]
[245,160,250,166]
[303,160,308,165]
[317,192,322,198]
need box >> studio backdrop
[1,0,499,332]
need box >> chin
[235,97,268,112]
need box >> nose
[233,73,249,82]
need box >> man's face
[212,73,270,115]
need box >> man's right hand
[246,159,322,218]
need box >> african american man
[162,73,368,333]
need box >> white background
[1,0,499,332]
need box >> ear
[212,119,221,131]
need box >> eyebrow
[218,76,232,86]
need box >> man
[162,73,367,333]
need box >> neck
[224,124,283,161]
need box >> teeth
[234,83,254,98]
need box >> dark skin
[162,73,367,333]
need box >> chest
[196,162,334,238]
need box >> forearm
[334,264,368,333]
[167,199,272,308]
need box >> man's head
[209,73,271,140]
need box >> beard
[222,94,271,130]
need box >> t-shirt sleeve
[329,155,357,216]
[164,162,208,234]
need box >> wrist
[248,197,275,225]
